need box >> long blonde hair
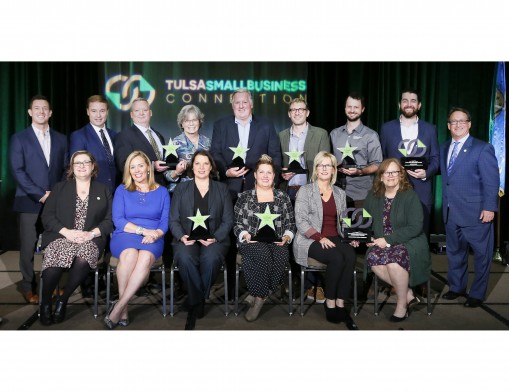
[122,150,158,192]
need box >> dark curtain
[1,62,506,249]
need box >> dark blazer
[379,119,439,207]
[440,136,499,226]
[69,123,118,193]
[41,179,113,255]
[169,179,233,245]
[114,124,166,185]
[9,126,68,213]
[210,115,282,197]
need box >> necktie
[41,131,50,166]
[447,141,459,175]
[99,129,113,165]
[146,129,162,161]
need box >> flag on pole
[489,61,506,197]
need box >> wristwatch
[386,243,391,248]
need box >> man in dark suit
[114,97,168,186]
[70,95,117,193]
[379,88,439,237]
[440,108,499,307]
[9,95,68,303]
[210,88,281,199]
[70,95,117,296]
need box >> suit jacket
[114,124,167,185]
[379,119,439,206]
[278,124,330,190]
[169,179,233,246]
[293,183,347,267]
[364,189,430,286]
[69,123,118,193]
[41,179,113,255]
[210,115,282,197]
[440,135,499,226]
[9,126,68,213]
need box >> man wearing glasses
[279,98,330,200]
[440,108,499,308]
[331,92,382,209]
[9,95,68,304]
[379,88,439,238]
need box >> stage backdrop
[102,62,308,140]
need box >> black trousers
[308,236,356,300]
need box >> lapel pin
[97,197,101,200]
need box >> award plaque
[341,208,373,243]
[282,150,308,174]
[227,143,249,169]
[251,205,282,243]
[187,209,212,240]
[398,139,428,170]
[162,138,180,170]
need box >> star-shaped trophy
[162,138,180,170]
[187,208,211,240]
[398,138,428,170]
[227,143,249,169]
[337,141,362,168]
[252,205,281,242]
[282,149,307,174]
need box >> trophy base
[282,167,308,174]
[341,229,373,243]
[400,157,428,170]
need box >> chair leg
[170,267,174,317]
[427,278,432,316]
[161,265,166,317]
[106,267,111,312]
[374,274,379,316]
[288,268,293,316]
[94,267,99,318]
[300,267,305,317]
[38,275,44,317]
[234,266,240,316]
[223,264,229,316]
[353,269,358,316]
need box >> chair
[38,255,103,319]
[234,253,293,316]
[373,274,432,316]
[300,257,358,317]
[106,256,167,317]
[169,260,229,317]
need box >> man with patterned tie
[114,97,168,186]
[70,95,118,193]
[9,95,68,303]
[440,108,499,307]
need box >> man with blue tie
[440,108,499,307]
[70,95,117,193]
[9,95,68,303]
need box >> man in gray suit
[279,98,330,303]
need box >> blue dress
[110,185,170,258]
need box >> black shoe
[104,300,119,330]
[324,302,340,323]
[335,306,347,323]
[185,310,196,330]
[389,312,408,322]
[464,297,483,308]
[345,314,359,330]
[52,300,67,323]
[442,290,464,300]
[195,300,205,319]
[39,304,52,326]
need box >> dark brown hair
[67,150,99,180]
[189,150,218,179]
[371,158,413,197]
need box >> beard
[346,113,361,122]
[400,106,419,119]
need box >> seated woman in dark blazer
[364,158,431,322]
[293,151,358,328]
[170,150,233,330]
[40,150,113,325]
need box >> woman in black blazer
[39,150,113,325]
[170,150,233,330]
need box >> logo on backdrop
[105,74,156,111]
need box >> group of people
[8,87,499,330]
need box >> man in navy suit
[70,95,117,193]
[210,88,281,200]
[9,95,68,303]
[440,108,499,307]
[379,88,439,238]
[114,97,168,186]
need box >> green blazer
[278,124,330,190]
[364,189,431,286]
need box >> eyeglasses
[316,164,333,169]
[448,120,470,126]
[289,108,307,114]
[184,119,199,124]
[73,161,92,167]
[383,170,400,177]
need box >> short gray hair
[232,88,254,107]
[177,104,205,130]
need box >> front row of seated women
[39,149,430,329]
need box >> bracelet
[136,226,144,235]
